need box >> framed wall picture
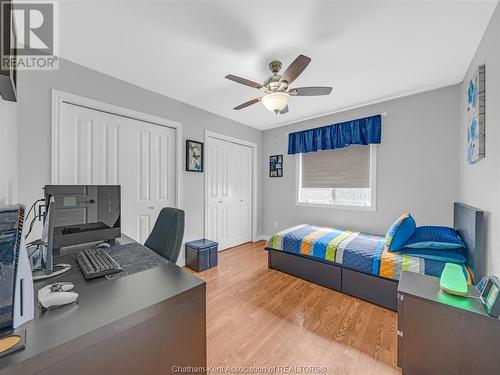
[186,140,203,172]
[269,154,283,177]
[466,64,486,164]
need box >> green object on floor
[440,263,468,296]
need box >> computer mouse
[38,282,78,311]
[39,291,79,310]
[38,282,74,295]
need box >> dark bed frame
[266,203,485,311]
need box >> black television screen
[43,185,121,249]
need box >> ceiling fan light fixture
[262,92,290,113]
[227,54,333,113]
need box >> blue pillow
[404,226,466,249]
[385,213,416,251]
[398,247,466,264]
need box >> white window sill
[296,201,377,212]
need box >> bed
[265,203,485,311]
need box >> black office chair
[144,207,185,263]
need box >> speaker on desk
[145,208,185,263]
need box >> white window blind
[301,145,370,189]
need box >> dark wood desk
[397,271,500,375]
[0,237,206,375]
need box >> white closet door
[119,116,176,244]
[228,142,252,246]
[58,103,177,244]
[206,136,252,250]
[206,137,231,248]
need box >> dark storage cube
[185,239,218,272]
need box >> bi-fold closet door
[56,102,177,244]
[206,136,252,250]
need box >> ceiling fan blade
[281,55,311,85]
[290,86,333,96]
[279,105,289,114]
[233,97,261,110]
[225,74,263,89]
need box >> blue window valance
[288,114,382,155]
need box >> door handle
[218,201,223,204]
[148,206,154,210]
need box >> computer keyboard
[76,247,122,280]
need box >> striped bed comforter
[266,224,471,282]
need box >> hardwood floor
[193,241,401,375]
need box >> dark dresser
[397,271,500,375]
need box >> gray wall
[459,3,500,276]
[262,85,461,237]
[0,99,17,205]
[16,58,263,265]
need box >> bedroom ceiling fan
[225,54,333,114]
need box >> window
[296,145,376,209]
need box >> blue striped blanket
[266,224,471,282]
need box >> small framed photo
[186,140,203,172]
[269,154,283,178]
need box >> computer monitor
[43,185,121,249]
[40,196,55,274]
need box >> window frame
[295,145,377,211]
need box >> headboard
[454,202,485,283]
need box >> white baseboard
[255,235,271,242]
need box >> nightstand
[397,271,500,375]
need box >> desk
[0,236,206,375]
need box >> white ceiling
[57,0,498,130]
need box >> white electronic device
[13,214,35,328]
[37,282,79,311]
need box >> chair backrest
[144,207,185,263]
